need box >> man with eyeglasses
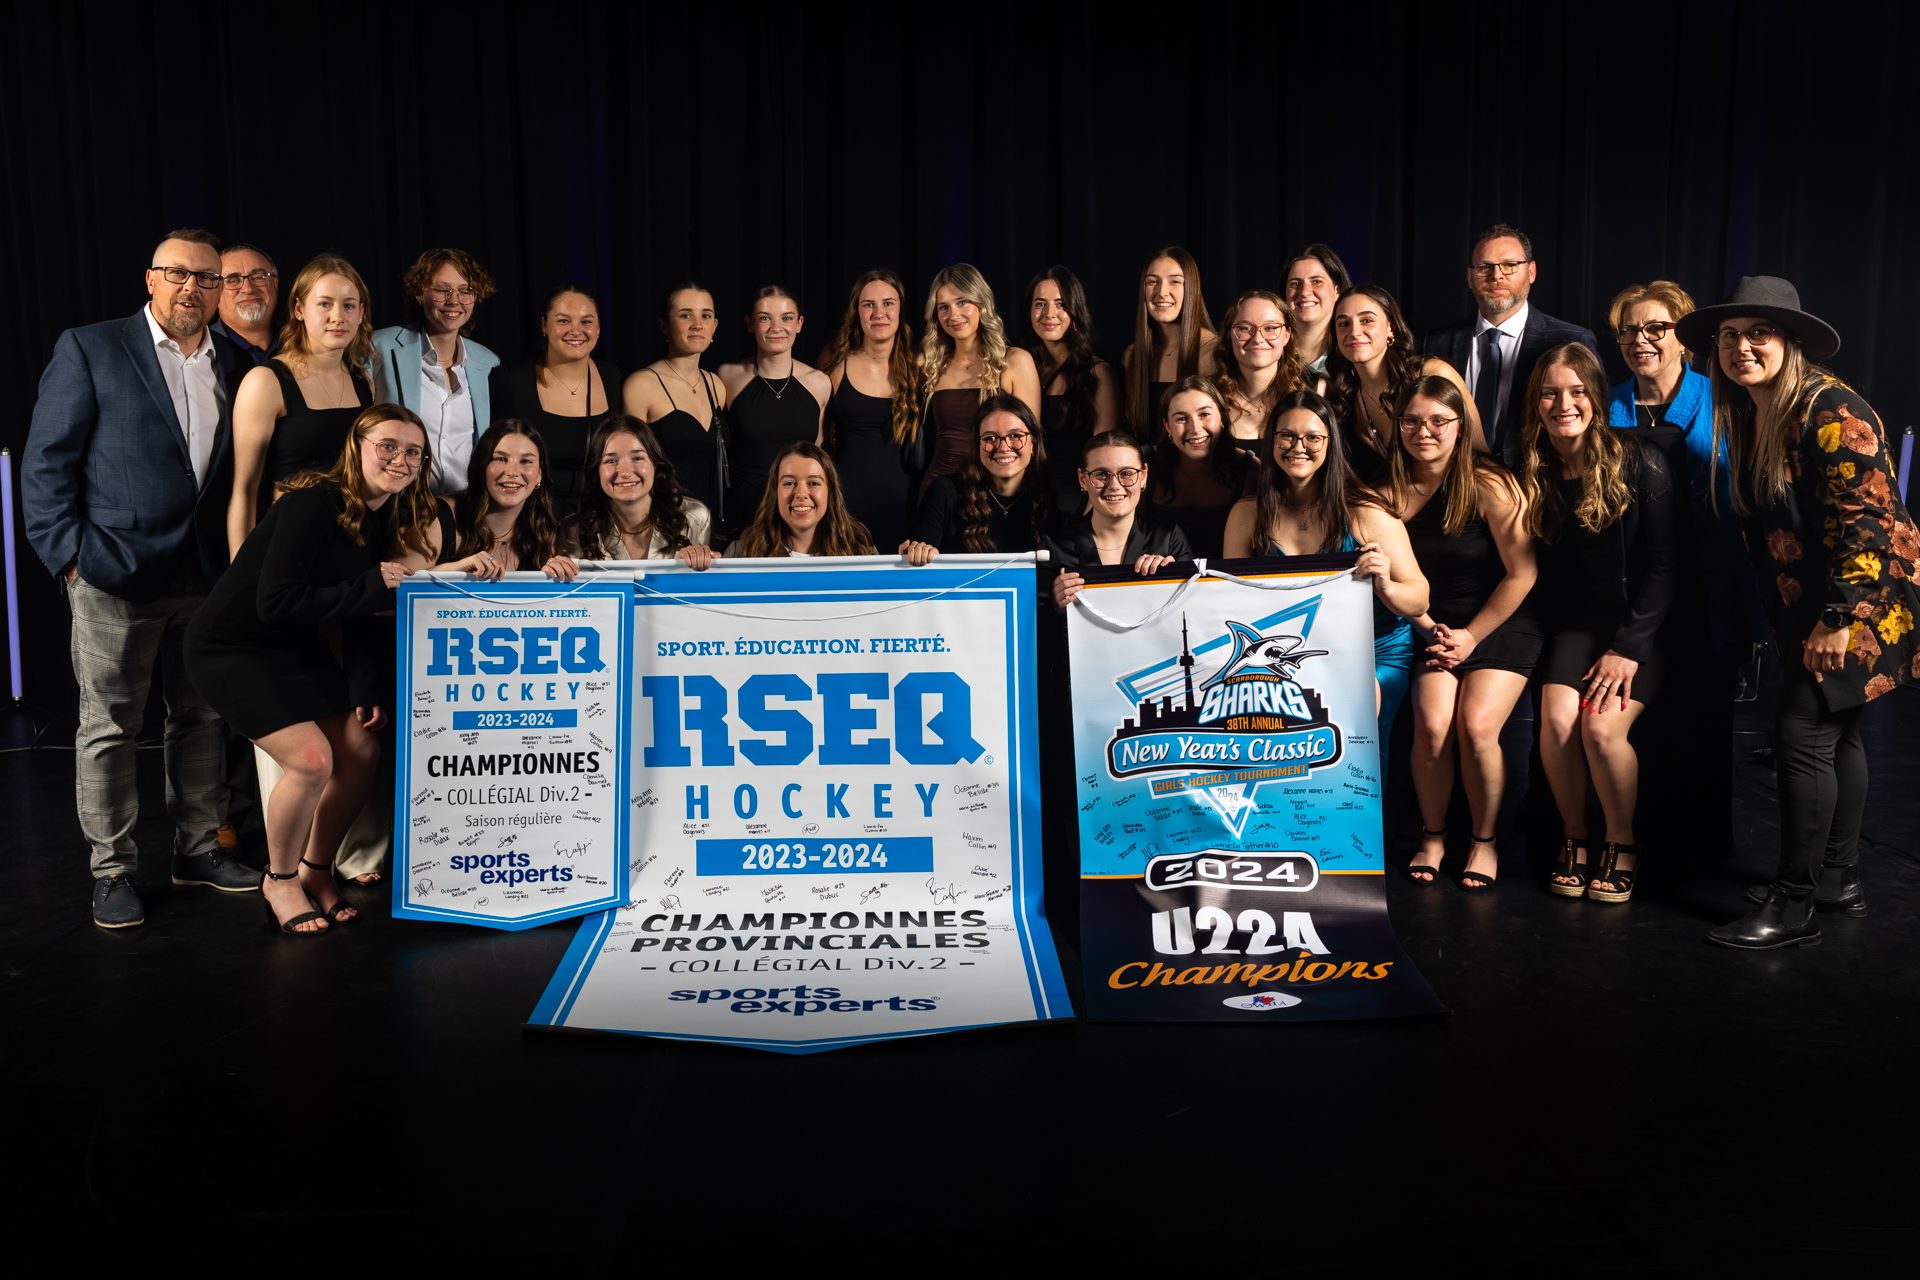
[1424,223,1598,467]
[23,228,260,928]
[372,248,501,495]
[211,243,279,363]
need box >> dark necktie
[1474,328,1504,454]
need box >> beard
[1477,290,1522,318]
[233,300,268,325]
[161,301,207,339]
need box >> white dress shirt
[143,304,223,489]
[1464,302,1530,429]
[421,337,476,495]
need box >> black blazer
[23,311,254,599]
[1043,513,1193,568]
[1539,435,1677,663]
[1424,306,1599,466]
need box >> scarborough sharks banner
[1066,555,1441,1021]
[529,555,1073,1054]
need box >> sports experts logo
[668,985,938,1016]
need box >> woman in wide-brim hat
[1680,276,1920,950]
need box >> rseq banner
[392,579,634,931]
[530,557,1073,1053]
[1066,557,1441,1021]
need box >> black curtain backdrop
[3,0,1914,711]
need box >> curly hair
[571,416,696,557]
[1322,284,1422,472]
[920,264,1009,404]
[1518,344,1635,537]
[731,442,876,558]
[819,269,921,448]
[955,393,1053,552]
[455,421,561,567]
[401,248,496,334]
[281,403,439,562]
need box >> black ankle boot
[1742,861,1868,916]
[1707,888,1822,951]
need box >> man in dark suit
[1423,223,1599,466]
[24,228,259,928]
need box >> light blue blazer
[371,325,500,435]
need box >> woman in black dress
[1048,430,1192,606]
[731,442,876,558]
[1323,285,1480,485]
[1026,266,1119,511]
[1141,376,1247,560]
[1390,376,1541,889]
[1121,246,1218,432]
[1516,344,1676,905]
[488,285,618,519]
[919,264,1042,502]
[822,270,922,553]
[226,254,375,557]
[717,286,830,521]
[186,405,489,934]
[622,282,731,535]
[903,393,1055,561]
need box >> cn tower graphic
[1179,613,1197,709]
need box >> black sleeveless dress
[829,376,913,554]
[645,367,726,529]
[1403,478,1542,676]
[486,358,619,520]
[263,361,372,496]
[728,372,819,521]
[920,388,979,499]
[1041,393,1089,513]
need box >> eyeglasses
[1617,321,1676,344]
[979,430,1032,451]
[1274,432,1329,454]
[1469,260,1529,279]
[371,438,428,465]
[1083,467,1143,488]
[151,265,223,289]
[427,284,478,301]
[1229,323,1288,342]
[221,269,276,289]
[1398,415,1459,435]
[1716,324,1781,349]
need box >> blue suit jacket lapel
[120,310,193,469]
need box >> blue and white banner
[530,556,1073,1054]
[392,579,634,930]
[1067,556,1441,1021]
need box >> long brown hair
[820,269,921,447]
[1147,375,1245,503]
[1518,344,1635,537]
[1321,284,1421,470]
[1250,390,1386,554]
[1125,246,1213,430]
[956,393,1052,552]
[275,253,375,381]
[1707,336,1829,516]
[1025,265,1102,443]
[732,442,876,557]
[1387,375,1516,535]
[571,416,697,557]
[282,403,439,562]
[455,421,561,567]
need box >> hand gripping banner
[391,578,635,930]
[529,556,1073,1054]
[1067,555,1442,1021]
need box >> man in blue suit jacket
[24,229,260,928]
[1423,224,1599,467]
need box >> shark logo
[1200,622,1328,689]
[1104,610,1345,837]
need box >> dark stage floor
[3,685,1916,1266]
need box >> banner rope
[1071,558,1352,632]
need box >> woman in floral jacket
[1680,277,1919,950]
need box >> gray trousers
[67,576,223,876]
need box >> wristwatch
[1819,607,1849,631]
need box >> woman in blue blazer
[371,248,501,497]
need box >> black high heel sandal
[1458,834,1498,892]
[262,868,328,937]
[300,857,358,925]
[1548,838,1591,899]
[1587,842,1638,904]
[1406,826,1447,885]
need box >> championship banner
[1067,556,1441,1021]
[529,556,1073,1054]
[391,579,635,930]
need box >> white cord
[1071,559,1351,633]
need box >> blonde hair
[1709,338,1828,516]
[920,264,1008,403]
[1607,280,1697,366]
[275,254,375,380]
[1517,344,1633,537]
